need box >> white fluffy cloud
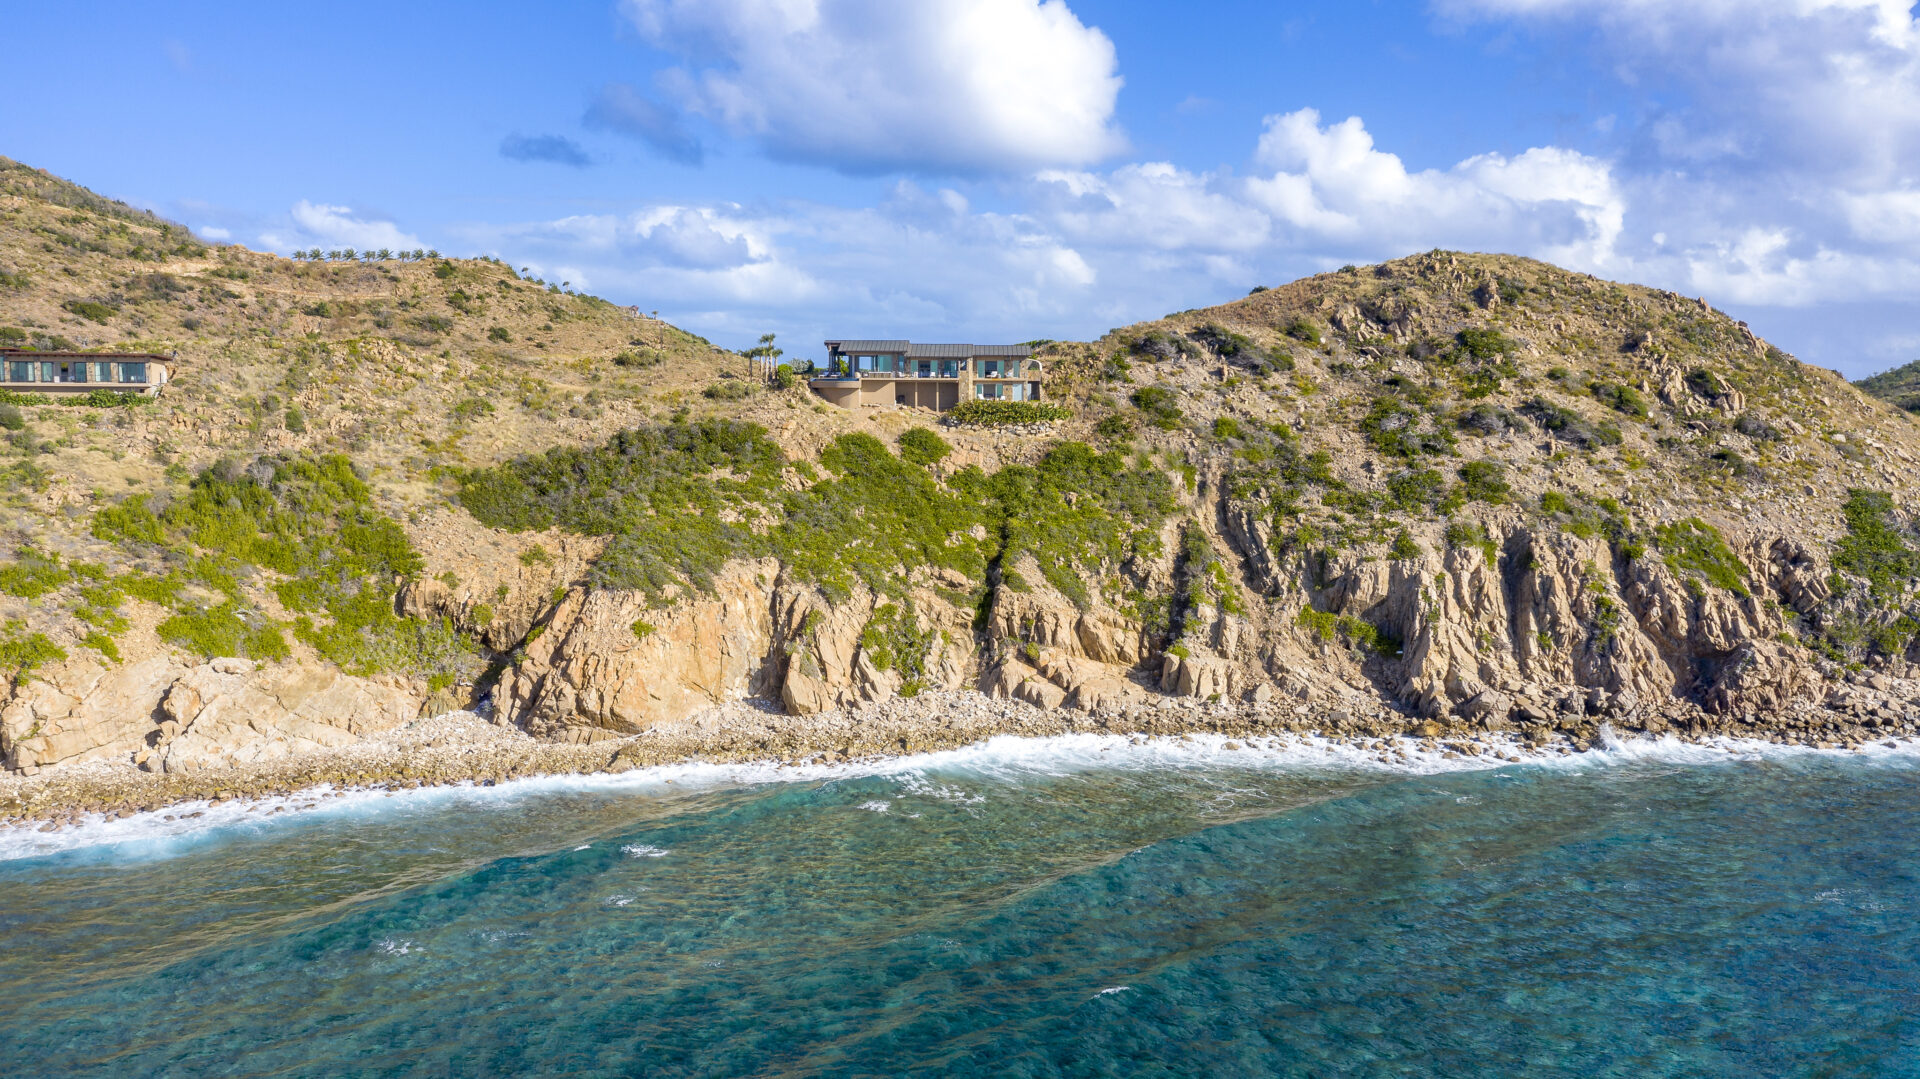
[286,201,421,251]
[1245,109,1623,268]
[619,0,1125,172]
[1445,0,1920,188]
[452,111,1639,360]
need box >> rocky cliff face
[12,240,1920,777]
[3,653,416,775]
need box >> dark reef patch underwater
[3,735,1919,1077]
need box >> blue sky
[5,1,1919,375]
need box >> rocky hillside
[9,156,1920,783]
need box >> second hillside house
[810,340,1042,411]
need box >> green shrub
[434,260,457,279]
[1385,468,1453,515]
[1389,529,1422,560]
[1521,398,1621,448]
[1296,607,1398,655]
[1361,397,1456,458]
[487,326,512,342]
[1128,330,1198,362]
[702,380,753,401]
[1129,387,1183,430]
[0,547,70,598]
[284,407,307,433]
[1456,328,1514,360]
[1833,489,1920,597]
[1094,412,1136,440]
[92,455,463,677]
[1457,460,1510,503]
[614,348,664,369]
[158,603,291,662]
[1652,517,1750,596]
[859,601,937,695]
[0,621,65,684]
[1212,416,1243,440]
[1444,521,1499,568]
[450,397,494,423]
[898,427,951,467]
[1283,318,1322,346]
[62,299,115,323]
[946,400,1071,426]
[631,620,655,640]
[773,363,797,390]
[1590,381,1650,417]
[0,405,22,431]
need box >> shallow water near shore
[4,733,1919,1077]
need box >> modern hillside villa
[1,348,176,395]
[810,339,1041,410]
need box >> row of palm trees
[291,248,441,263]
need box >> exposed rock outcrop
[1,656,419,775]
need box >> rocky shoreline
[4,683,1915,830]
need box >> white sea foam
[621,844,669,858]
[7,723,1919,862]
[858,800,891,813]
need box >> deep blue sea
[4,732,1919,1078]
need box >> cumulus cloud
[1243,109,1624,267]
[288,201,421,251]
[619,0,1125,173]
[500,134,592,167]
[1444,0,1920,186]
[585,83,703,164]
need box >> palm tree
[744,332,781,381]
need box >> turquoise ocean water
[3,732,1918,1077]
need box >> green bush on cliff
[985,442,1177,607]
[1833,489,1920,598]
[776,432,992,602]
[859,601,937,696]
[897,427,951,467]
[1652,517,1750,597]
[0,620,64,685]
[157,603,291,663]
[90,454,463,676]
[0,546,70,598]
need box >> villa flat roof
[825,339,1030,358]
[823,339,909,352]
[0,348,176,361]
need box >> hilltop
[7,158,1920,818]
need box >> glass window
[977,359,1001,378]
[95,362,114,382]
[60,362,85,383]
[7,361,30,382]
[39,362,54,383]
[121,362,147,383]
